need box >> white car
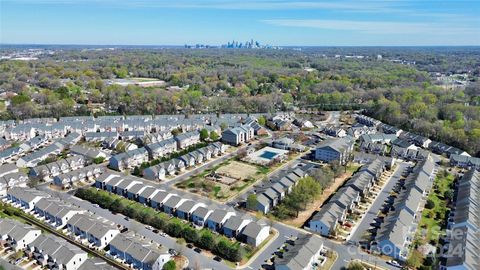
[388,260,401,268]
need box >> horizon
[1,0,480,46]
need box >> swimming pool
[259,151,279,160]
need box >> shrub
[425,199,435,209]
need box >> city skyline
[1,0,480,46]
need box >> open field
[176,160,271,202]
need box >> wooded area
[0,47,478,155]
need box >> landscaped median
[76,187,271,264]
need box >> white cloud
[262,19,479,35]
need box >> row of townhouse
[109,131,202,171]
[5,187,85,229]
[53,164,105,189]
[347,124,377,139]
[254,166,310,214]
[94,174,270,247]
[356,114,470,157]
[102,137,138,151]
[359,133,398,145]
[0,218,42,252]
[15,133,82,168]
[390,145,430,161]
[3,189,135,270]
[374,156,436,261]
[143,142,227,180]
[109,147,149,171]
[274,234,325,270]
[29,155,86,181]
[66,214,120,249]
[0,163,28,195]
[108,233,171,270]
[308,159,386,236]
[0,218,115,270]
[314,137,355,165]
[449,154,480,171]
[0,135,49,164]
[359,141,388,155]
[440,169,479,270]
[221,124,255,146]
[322,125,347,138]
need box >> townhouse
[109,147,149,171]
[54,164,105,189]
[145,138,178,159]
[440,169,479,270]
[308,159,385,236]
[175,200,206,221]
[375,156,436,261]
[241,222,270,247]
[206,209,236,232]
[0,218,41,251]
[450,154,480,170]
[274,234,324,270]
[30,155,86,181]
[359,133,397,145]
[26,234,88,270]
[108,233,171,270]
[314,137,354,165]
[6,187,48,211]
[66,214,120,249]
[222,216,251,239]
[34,198,85,228]
[174,131,200,149]
[0,171,29,195]
[17,142,66,168]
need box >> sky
[1,0,479,46]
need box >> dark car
[194,247,202,253]
[169,249,178,256]
[187,243,194,249]
[213,256,222,262]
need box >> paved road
[348,162,409,243]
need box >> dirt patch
[216,161,259,180]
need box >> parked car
[145,225,154,230]
[169,249,178,256]
[213,256,222,262]
[387,260,401,268]
[187,243,194,249]
[194,247,202,253]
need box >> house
[222,216,251,239]
[126,184,149,201]
[145,138,177,159]
[191,206,213,226]
[0,218,41,251]
[314,137,354,165]
[222,125,254,146]
[179,154,196,168]
[138,186,159,205]
[206,209,236,232]
[262,187,280,207]
[66,214,120,248]
[77,258,118,270]
[34,198,84,228]
[108,234,171,270]
[143,165,167,181]
[274,234,324,270]
[26,234,88,270]
[450,154,480,170]
[241,222,270,247]
[176,201,205,221]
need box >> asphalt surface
[348,162,409,243]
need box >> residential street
[347,162,409,243]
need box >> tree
[162,260,176,270]
[200,128,209,141]
[93,156,105,164]
[257,115,266,126]
[209,131,219,141]
[347,261,365,270]
[246,194,257,210]
[183,227,199,243]
[199,231,215,250]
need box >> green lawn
[407,171,455,268]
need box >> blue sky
[1,0,479,46]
